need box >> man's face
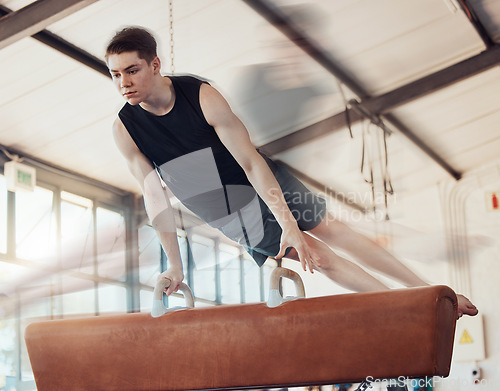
[107,51,158,105]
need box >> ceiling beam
[383,114,461,180]
[261,44,500,160]
[245,0,460,178]
[0,4,110,78]
[260,110,363,156]
[241,0,367,99]
[457,0,495,48]
[0,0,97,50]
[363,44,500,114]
[33,28,110,78]
[245,0,500,180]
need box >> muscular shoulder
[199,83,234,128]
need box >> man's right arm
[112,118,184,295]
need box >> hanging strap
[336,79,353,139]
[168,0,175,74]
[382,128,394,220]
[360,123,376,213]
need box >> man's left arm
[200,83,318,272]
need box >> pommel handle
[267,267,306,308]
[151,277,195,317]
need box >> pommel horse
[25,267,458,390]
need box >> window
[59,276,96,316]
[97,284,127,313]
[0,159,134,389]
[140,289,154,312]
[61,191,94,274]
[1,156,278,389]
[168,293,193,308]
[262,259,277,300]
[138,225,161,286]
[175,229,189,277]
[191,234,216,301]
[15,186,56,263]
[243,254,261,303]
[219,243,241,304]
[96,207,126,281]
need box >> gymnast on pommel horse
[106,26,478,318]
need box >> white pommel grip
[267,267,306,308]
[151,277,195,318]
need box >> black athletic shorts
[217,156,327,267]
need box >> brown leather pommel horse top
[25,284,457,391]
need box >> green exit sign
[4,161,36,192]
[17,170,32,186]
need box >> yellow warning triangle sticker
[460,329,474,344]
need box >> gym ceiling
[1,0,499,214]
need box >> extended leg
[284,231,389,293]
[307,212,478,317]
[309,212,427,287]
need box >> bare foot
[457,294,478,319]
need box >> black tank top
[119,75,270,224]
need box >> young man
[106,27,477,318]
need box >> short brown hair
[105,27,157,63]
